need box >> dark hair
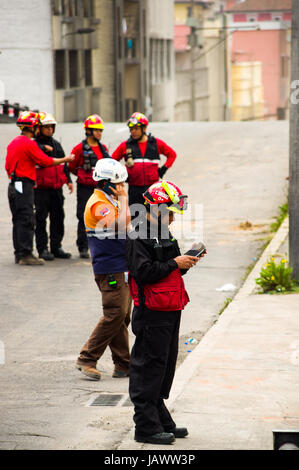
[96,180,107,189]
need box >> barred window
[55,50,66,89]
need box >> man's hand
[110,182,128,199]
[64,154,75,163]
[174,255,199,269]
[67,183,74,194]
[44,145,53,153]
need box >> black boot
[79,249,89,259]
[134,432,175,445]
[39,249,55,261]
[51,248,72,259]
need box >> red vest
[35,165,68,189]
[129,268,189,312]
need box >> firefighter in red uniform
[112,112,177,215]
[68,114,111,258]
[126,180,204,445]
[5,111,74,265]
[34,112,73,260]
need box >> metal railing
[0,100,39,122]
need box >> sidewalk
[119,218,299,450]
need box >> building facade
[225,0,291,120]
[0,0,176,123]
[174,0,226,121]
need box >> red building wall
[232,29,286,117]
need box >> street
[0,121,289,449]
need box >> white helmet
[93,158,128,183]
[39,112,57,127]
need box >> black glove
[158,165,167,178]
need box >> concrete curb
[168,216,289,405]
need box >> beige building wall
[231,61,264,121]
[174,1,226,121]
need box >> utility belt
[10,174,34,185]
[107,272,128,289]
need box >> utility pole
[289,0,299,279]
[189,0,196,121]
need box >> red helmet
[17,111,40,129]
[84,114,104,130]
[143,180,188,214]
[127,112,149,128]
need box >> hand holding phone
[184,242,207,258]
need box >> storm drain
[86,393,133,407]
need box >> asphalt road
[0,121,289,449]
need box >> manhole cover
[89,394,124,406]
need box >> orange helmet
[17,111,40,129]
[84,114,104,130]
[127,112,149,128]
[143,180,188,214]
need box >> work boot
[79,249,89,259]
[76,362,101,380]
[39,249,55,261]
[51,248,72,259]
[134,432,175,445]
[165,427,188,438]
[112,369,130,378]
[19,254,45,266]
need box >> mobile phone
[103,181,116,195]
[184,242,206,258]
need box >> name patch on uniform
[100,207,111,217]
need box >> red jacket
[5,135,54,182]
[112,136,177,186]
[129,269,189,312]
[35,166,68,190]
[69,141,109,187]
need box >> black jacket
[126,221,185,286]
[35,135,72,183]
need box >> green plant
[255,257,295,293]
[218,297,232,315]
[270,202,288,232]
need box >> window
[160,40,164,81]
[55,50,66,89]
[83,0,94,17]
[52,0,66,15]
[143,10,147,58]
[84,50,92,86]
[69,50,79,87]
[166,40,172,80]
[233,14,247,22]
[258,13,271,22]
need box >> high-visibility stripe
[132,159,160,164]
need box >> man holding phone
[76,159,132,380]
[126,180,205,445]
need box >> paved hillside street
[0,121,289,450]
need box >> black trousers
[8,180,35,259]
[34,187,65,254]
[76,183,94,252]
[129,306,181,436]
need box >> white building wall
[0,0,54,113]
[147,0,174,39]
[147,0,176,121]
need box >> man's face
[41,124,55,137]
[93,129,103,141]
[129,125,144,140]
